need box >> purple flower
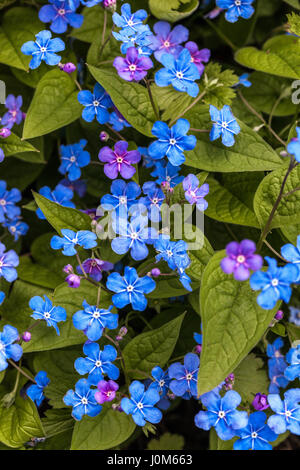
[149,21,189,61]
[1,95,23,130]
[66,273,81,288]
[252,393,269,411]
[39,0,83,34]
[183,174,209,211]
[98,140,141,179]
[184,42,210,76]
[220,240,263,281]
[76,258,114,282]
[113,47,153,82]
[95,379,119,404]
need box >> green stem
[203,17,238,51]
[263,239,287,262]
[104,334,129,389]
[169,90,206,126]
[105,123,125,141]
[144,78,160,120]
[8,359,36,384]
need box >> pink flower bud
[66,274,81,288]
[252,393,269,411]
[275,310,284,321]
[100,131,109,142]
[63,264,73,274]
[62,62,76,74]
[0,128,11,138]
[22,331,31,342]
[151,268,161,278]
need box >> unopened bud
[252,393,269,411]
[275,310,284,321]
[0,128,11,138]
[102,0,117,11]
[63,264,73,274]
[195,344,202,354]
[151,268,161,278]
[100,131,109,142]
[66,274,81,288]
[22,331,31,342]
[59,62,76,74]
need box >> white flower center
[164,40,170,48]
[222,122,228,129]
[93,100,99,107]
[70,156,76,163]
[169,138,176,145]
[44,312,51,319]
[129,64,137,71]
[218,411,225,419]
[237,255,245,264]
[81,397,88,405]
[286,410,292,418]
[95,360,102,367]
[271,279,279,287]
[40,47,47,53]
[176,71,184,79]
[127,19,134,26]
[0,199,6,206]
[159,379,165,387]
[127,285,134,292]
[0,341,5,351]
[235,0,241,5]
[119,196,127,204]
[58,8,65,15]
[131,232,138,239]
[251,432,258,439]
[93,310,100,319]
[116,156,123,163]
[137,402,143,409]
[186,373,193,381]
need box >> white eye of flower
[95,360,102,367]
[93,100,99,107]
[164,41,170,48]
[93,310,100,319]
[44,312,51,319]
[129,64,137,71]
[58,9,65,15]
[127,19,134,26]
[81,397,88,405]
[186,373,193,381]
[166,250,173,257]
[116,156,123,163]
[0,342,5,351]
[131,232,138,239]
[176,71,184,79]
[127,285,134,292]
[222,121,228,129]
[271,279,279,287]
[285,410,292,418]
[169,138,176,145]
[237,255,245,264]
[235,0,241,5]
[251,432,258,439]
[218,411,225,419]
[70,156,76,163]
[159,380,165,387]
[40,47,47,53]
[0,199,6,206]
[119,196,127,204]
[137,402,143,409]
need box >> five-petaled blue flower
[0,325,22,372]
[285,345,300,382]
[63,378,102,421]
[77,83,112,124]
[287,127,300,162]
[148,119,196,166]
[74,342,119,386]
[4,218,29,241]
[121,380,162,427]
[216,0,255,23]
[154,235,190,271]
[51,229,97,256]
[0,181,21,223]
[209,105,241,147]
[29,295,67,336]
[59,139,91,182]
[112,3,148,36]
[183,174,209,211]
[112,215,157,261]
[267,389,300,435]
[101,179,141,217]
[168,353,199,398]
[73,300,118,341]
[151,161,183,189]
[21,30,65,70]
[281,235,300,283]
[113,27,152,55]
[27,371,50,407]
[233,411,277,451]
[250,256,298,310]
[237,73,251,88]
[109,109,131,132]
[0,242,19,282]
[139,182,165,222]
[195,390,248,440]
[106,266,156,311]
[289,306,300,326]
[39,0,83,34]
[149,366,170,398]
[36,184,75,219]
[155,49,200,97]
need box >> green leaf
[183,225,214,281]
[0,394,44,448]
[23,280,111,352]
[87,65,155,137]
[199,63,238,108]
[233,353,269,403]
[149,0,199,22]
[287,323,300,344]
[209,429,237,450]
[254,163,300,229]
[70,404,136,450]
[70,5,111,43]
[42,409,74,438]
[198,251,279,395]
[184,105,284,172]
[17,256,63,290]
[0,132,42,162]
[284,0,300,10]
[235,35,300,80]
[123,313,185,379]
[22,69,82,139]
[0,7,43,71]
[33,191,93,234]
[205,176,260,227]
[147,433,185,450]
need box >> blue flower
[285,345,300,382]
[148,119,196,166]
[39,0,83,34]
[139,147,155,168]
[195,390,248,440]
[281,235,300,282]
[183,174,209,211]
[168,353,199,398]
[59,139,90,182]
[60,178,87,198]
[73,300,118,341]
[3,218,29,241]
[194,329,202,346]
[289,306,300,326]
[63,378,102,420]
[216,0,255,23]
[74,343,119,386]
[101,179,141,217]
[29,295,67,336]
[177,264,193,292]
[0,325,23,371]
[0,292,5,305]
[51,229,97,256]
[106,266,156,311]
[233,411,277,450]
[149,366,170,398]
[0,181,21,223]
[121,380,162,427]
[268,360,289,394]
[112,3,148,36]
[36,184,75,220]
[155,48,200,97]
[149,21,189,62]
[237,73,251,88]
[0,242,19,282]
[154,235,190,271]
[139,182,165,222]
[109,109,131,132]
[287,127,300,162]
[250,257,298,310]
[21,30,65,70]
[267,389,300,435]
[27,371,50,407]
[113,26,152,55]
[209,105,241,147]
[111,215,157,261]
[77,83,112,124]
[151,161,183,189]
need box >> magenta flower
[95,379,119,404]
[220,239,263,281]
[113,47,153,82]
[252,393,269,411]
[99,141,141,179]
[77,258,114,282]
[185,42,210,76]
[65,273,81,288]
